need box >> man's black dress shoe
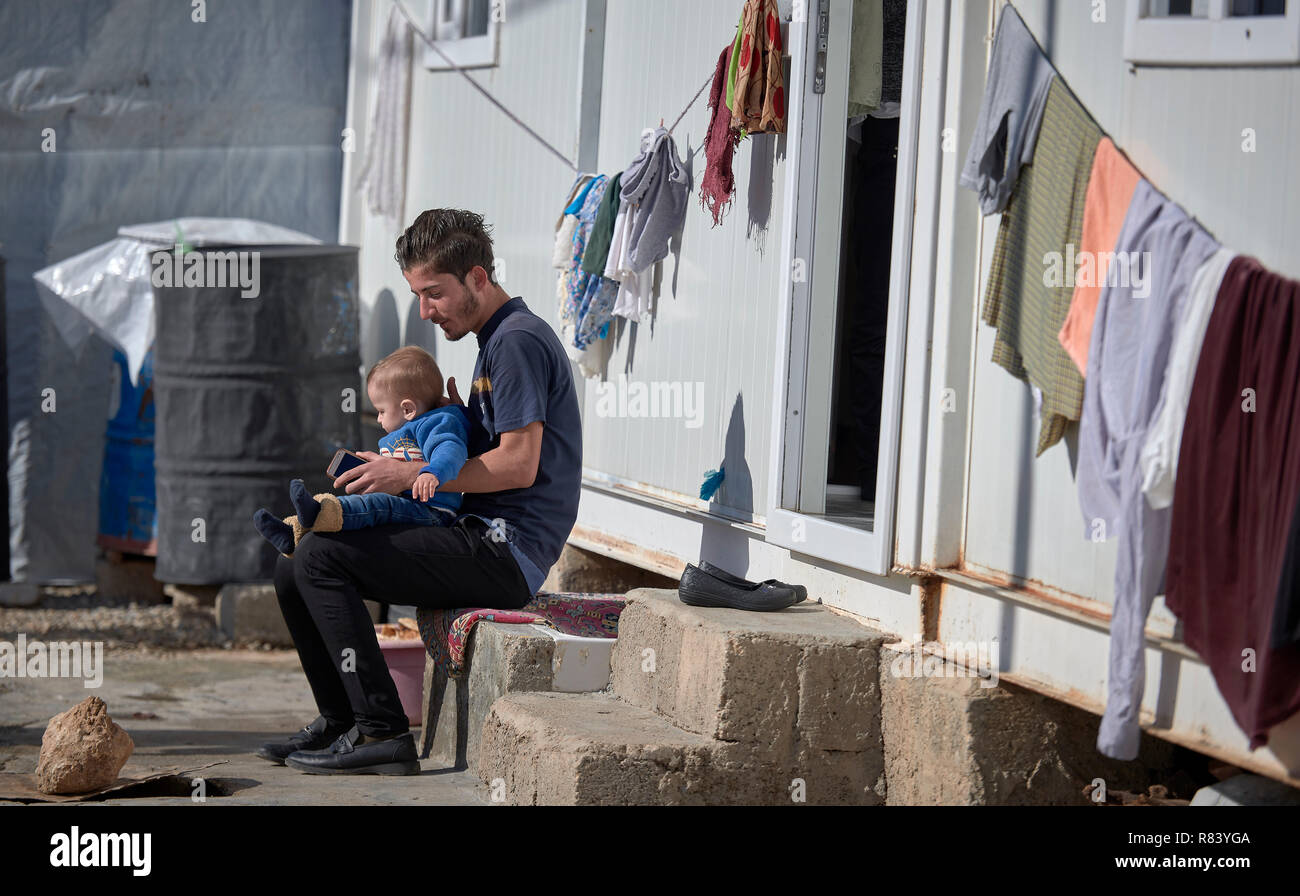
[698,560,809,603]
[678,563,798,612]
[284,725,421,776]
[256,715,352,765]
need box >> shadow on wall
[698,392,754,575]
[404,295,439,359]
[362,288,401,408]
[747,132,785,247]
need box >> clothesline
[390,0,721,176]
[668,74,714,136]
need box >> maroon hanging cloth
[700,44,741,226]
[1165,255,1300,749]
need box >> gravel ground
[0,603,227,649]
[0,584,257,650]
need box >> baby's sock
[290,479,322,528]
[253,509,296,556]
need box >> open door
[767,0,923,575]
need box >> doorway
[767,0,920,575]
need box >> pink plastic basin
[376,628,425,726]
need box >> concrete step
[422,621,555,774]
[478,690,881,805]
[470,589,1187,804]
[610,588,890,758]
[422,617,619,773]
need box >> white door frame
[765,0,926,577]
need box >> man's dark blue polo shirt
[459,297,582,595]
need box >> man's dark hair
[394,209,496,284]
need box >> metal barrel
[151,244,361,583]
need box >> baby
[253,345,470,557]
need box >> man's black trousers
[273,515,531,737]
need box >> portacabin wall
[962,0,1300,615]
[927,0,1300,780]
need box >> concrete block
[95,555,167,604]
[164,583,221,609]
[879,643,1175,805]
[215,583,292,646]
[0,583,40,607]
[540,630,616,692]
[790,744,888,806]
[540,543,677,595]
[798,642,884,753]
[612,589,888,753]
[479,691,802,806]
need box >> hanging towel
[356,5,414,225]
[610,202,655,324]
[1058,139,1143,375]
[1165,256,1300,749]
[1138,247,1235,511]
[621,128,690,271]
[1077,180,1219,761]
[553,216,578,270]
[959,5,1055,216]
[581,172,622,276]
[982,78,1101,456]
[847,0,884,118]
[702,43,742,226]
[605,201,632,283]
[729,0,787,135]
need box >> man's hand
[334,451,421,495]
[446,376,466,407]
[412,471,440,502]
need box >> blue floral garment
[574,276,619,350]
[559,175,608,328]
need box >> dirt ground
[0,647,492,806]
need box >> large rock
[35,696,134,794]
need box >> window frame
[1124,0,1300,65]
[423,0,500,71]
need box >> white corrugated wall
[577,0,789,523]
[342,0,785,524]
[341,0,588,388]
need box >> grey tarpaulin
[0,0,351,582]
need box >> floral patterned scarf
[729,0,786,135]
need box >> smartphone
[327,449,369,479]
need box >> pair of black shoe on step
[256,715,420,775]
[678,561,808,612]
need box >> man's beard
[445,286,479,340]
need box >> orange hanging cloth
[729,0,787,135]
